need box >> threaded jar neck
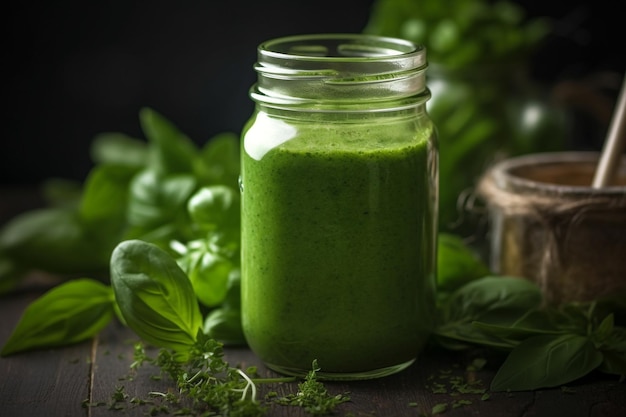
[250,33,430,111]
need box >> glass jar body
[240,34,438,380]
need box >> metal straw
[592,74,626,188]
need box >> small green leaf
[79,163,137,223]
[598,350,626,376]
[187,185,240,231]
[437,233,491,293]
[203,308,245,346]
[89,132,148,168]
[596,323,626,375]
[601,324,626,352]
[196,132,241,188]
[472,308,566,342]
[490,334,604,391]
[176,240,233,307]
[435,276,542,349]
[1,279,115,356]
[594,313,615,342]
[110,240,203,360]
[442,276,542,323]
[127,170,197,229]
[139,107,198,175]
[125,170,197,248]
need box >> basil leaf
[435,322,517,351]
[194,266,243,344]
[441,276,542,323]
[434,276,543,350]
[175,240,233,307]
[601,324,626,352]
[203,307,245,346]
[79,163,138,223]
[594,313,615,342]
[139,107,198,175]
[222,268,242,310]
[595,293,626,326]
[0,208,111,273]
[110,239,203,360]
[187,185,240,231]
[437,233,491,294]
[125,170,197,247]
[598,350,626,376]
[470,312,567,348]
[596,322,626,375]
[490,334,604,391]
[0,279,115,356]
[89,132,149,168]
[196,132,241,188]
[127,170,196,228]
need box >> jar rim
[256,33,427,77]
[251,34,429,109]
[259,33,423,60]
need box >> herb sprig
[89,339,349,417]
[121,335,272,417]
[271,359,351,415]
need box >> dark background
[3,0,624,186]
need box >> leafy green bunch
[0,107,245,349]
[364,0,550,69]
[363,1,566,235]
[436,234,626,391]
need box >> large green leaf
[1,279,115,356]
[490,334,604,391]
[110,239,203,360]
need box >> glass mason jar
[240,34,438,380]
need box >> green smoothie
[241,119,437,378]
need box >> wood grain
[2,290,626,417]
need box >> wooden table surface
[1,187,625,417]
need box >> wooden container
[477,152,626,305]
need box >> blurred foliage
[364,0,567,235]
[363,0,550,69]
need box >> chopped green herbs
[425,362,488,414]
[272,360,350,415]
[431,403,447,414]
[88,343,347,417]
